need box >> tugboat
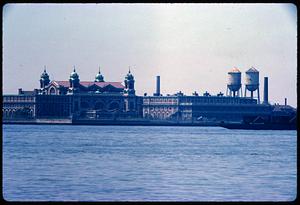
[220,104,297,130]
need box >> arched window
[95,101,105,110]
[129,102,135,110]
[108,102,120,111]
[50,87,56,95]
[3,109,7,118]
[74,101,79,111]
[81,101,89,109]
[11,110,16,118]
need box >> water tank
[245,67,259,91]
[227,67,241,92]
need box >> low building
[142,95,273,122]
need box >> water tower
[226,67,242,97]
[244,67,260,103]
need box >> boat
[220,122,296,130]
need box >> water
[2,124,297,201]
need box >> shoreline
[3,119,296,130]
[2,119,220,127]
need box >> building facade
[3,68,142,120]
[142,94,273,122]
[3,67,294,124]
[3,94,36,119]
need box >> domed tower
[124,68,135,95]
[40,67,50,94]
[226,67,242,97]
[69,66,80,93]
[95,67,104,82]
[244,67,260,103]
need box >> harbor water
[3,124,297,201]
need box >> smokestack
[156,76,160,96]
[285,98,287,106]
[18,88,23,95]
[263,77,268,104]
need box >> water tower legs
[244,85,260,103]
[257,86,260,104]
[240,87,243,97]
[227,86,242,97]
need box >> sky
[2,3,297,107]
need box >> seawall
[2,118,219,127]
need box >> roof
[80,81,124,88]
[246,67,259,72]
[53,81,70,87]
[19,91,36,95]
[228,67,241,73]
[52,81,124,89]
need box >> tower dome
[124,67,135,95]
[68,66,80,93]
[40,66,50,91]
[70,68,79,79]
[95,67,104,82]
[40,69,49,79]
[125,69,134,80]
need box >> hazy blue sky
[3,3,297,107]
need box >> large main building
[2,66,296,124]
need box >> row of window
[144,99,255,105]
[37,96,71,103]
[144,112,172,119]
[180,98,255,104]
[191,106,269,112]
[3,104,34,108]
[36,105,70,116]
[144,98,178,103]
[143,105,269,113]
[3,96,34,102]
[81,101,121,110]
[147,107,174,111]
[3,108,34,118]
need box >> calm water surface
[3,125,297,201]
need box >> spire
[40,65,50,89]
[70,65,79,79]
[41,65,49,78]
[95,66,104,82]
[124,65,135,95]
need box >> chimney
[263,77,268,104]
[285,98,287,106]
[18,88,23,95]
[155,76,160,96]
[34,89,39,95]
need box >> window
[81,101,89,109]
[95,101,104,110]
[108,102,120,111]
[129,102,135,110]
[50,87,56,95]
[74,101,79,111]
